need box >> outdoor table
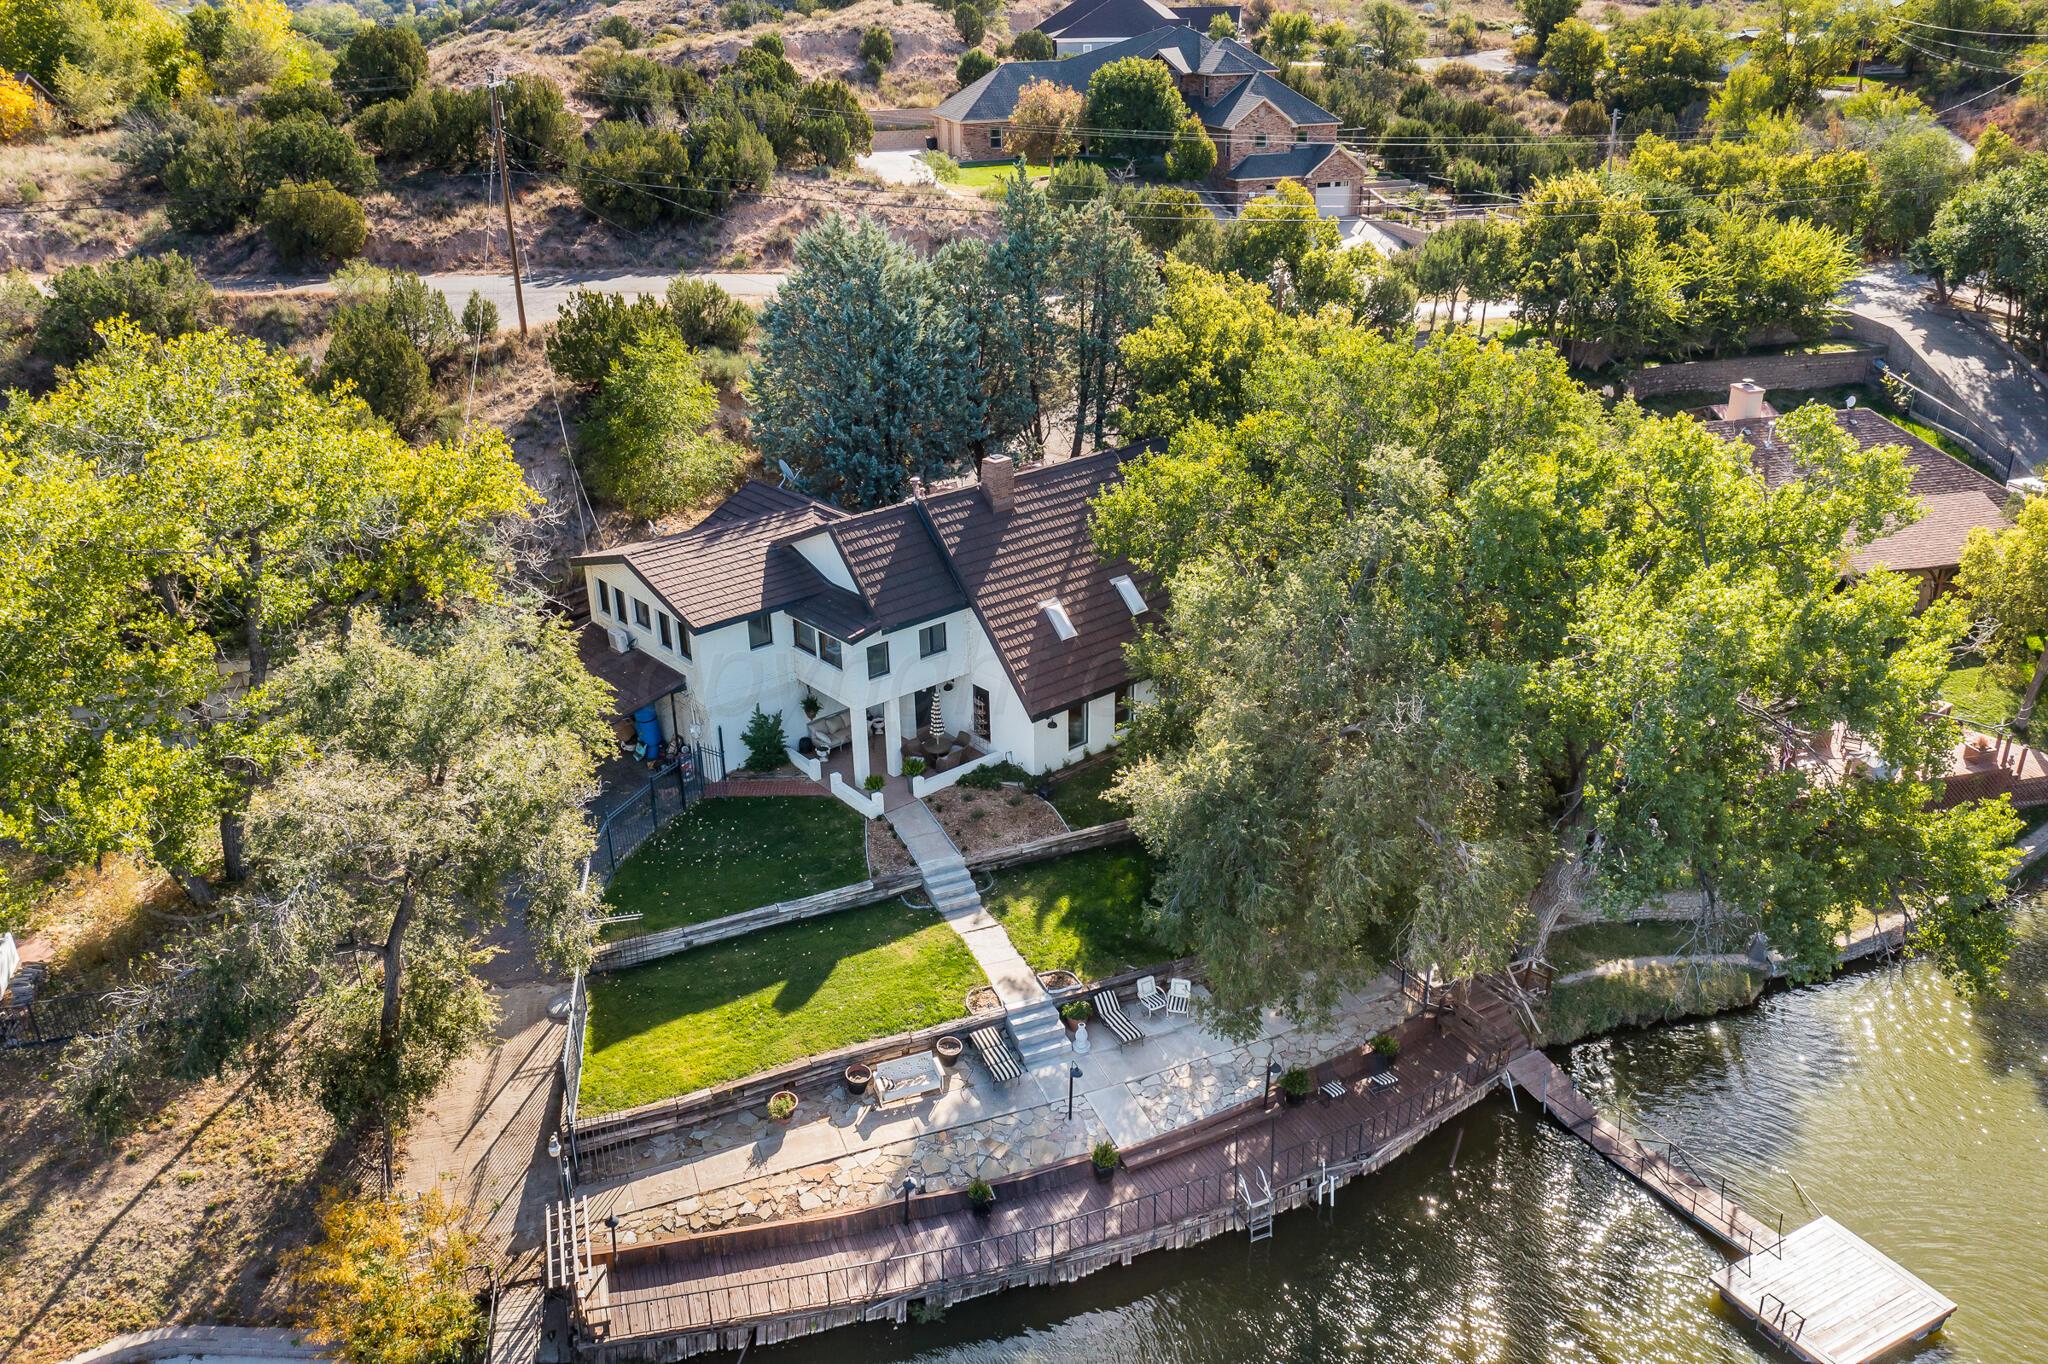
[872,1050,944,1107]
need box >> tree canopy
[1096,301,2020,1030]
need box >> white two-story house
[572,450,1157,802]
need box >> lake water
[763,912,2048,1363]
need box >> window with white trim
[1254,132,1269,149]
[1067,702,1089,748]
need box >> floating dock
[1713,1217,1957,1364]
[1506,1053,1956,1364]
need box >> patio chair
[1166,977,1192,1016]
[1095,990,1143,1045]
[970,1026,1022,1083]
[1136,975,1167,1016]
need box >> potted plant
[966,1176,996,1217]
[1371,1032,1401,1061]
[935,1034,964,1065]
[1091,1139,1120,1182]
[1279,1065,1313,1105]
[801,692,821,720]
[768,1090,799,1124]
[903,756,927,777]
[1060,998,1093,1031]
[844,1062,872,1096]
[864,773,886,793]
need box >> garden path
[884,799,1048,1012]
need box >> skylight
[1042,599,1078,640]
[1111,574,1147,616]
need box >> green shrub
[863,773,887,792]
[966,1175,995,1206]
[162,119,254,231]
[958,760,1029,789]
[321,318,434,434]
[1164,118,1216,181]
[499,75,580,170]
[581,330,746,518]
[332,263,457,359]
[546,288,675,386]
[1279,1065,1313,1097]
[353,86,490,169]
[767,1090,797,1120]
[573,119,694,229]
[247,113,376,195]
[1370,1031,1400,1058]
[1010,29,1054,60]
[1091,1139,1120,1171]
[1049,159,1109,205]
[919,149,961,181]
[741,705,789,771]
[257,83,348,125]
[593,14,644,47]
[956,48,996,87]
[335,25,429,112]
[1059,998,1092,1022]
[955,5,985,46]
[694,346,752,388]
[36,253,212,365]
[258,179,366,267]
[460,291,498,342]
[860,26,895,66]
[667,277,754,351]
[902,756,927,777]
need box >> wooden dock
[1508,1053,1956,1364]
[1714,1218,1956,1364]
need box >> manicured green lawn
[602,797,867,938]
[956,160,1051,189]
[981,846,1178,979]
[580,902,987,1112]
[1940,662,2026,729]
[1046,756,1130,829]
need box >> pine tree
[1060,201,1159,456]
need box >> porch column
[883,697,903,776]
[850,709,872,788]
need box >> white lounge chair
[1136,975,1167,1016]
[1166,977,1192,1016]
[1095,990,1143,1045]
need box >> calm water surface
[764,914,2048,1363]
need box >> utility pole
[1605,107,1620,173]
[488,69,529,339]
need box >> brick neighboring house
[1702,382,2013,609]
[931,25,1372,215]
[1035,0,1244,54]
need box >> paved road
[1843,261,2048,479]
[857,149,936,186]
[210,268,789,327]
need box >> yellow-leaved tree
[295,1189,482,1364]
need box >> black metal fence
[583,747,711,889]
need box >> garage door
[1313,183,1349,217]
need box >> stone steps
[1005,1001,1070,1065]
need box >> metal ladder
[1314,1158,1339,1208]
[1238,1169,1276,1242]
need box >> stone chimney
[1727,380,1767,421]
[981,454,1015,513]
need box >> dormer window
[1111,574,1147,615]
[1042,599,1077,640]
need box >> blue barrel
[633,705,661,754]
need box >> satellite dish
[1845,395,1857,408]
[776,459,803,488]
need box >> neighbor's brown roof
[1704,407,2010,573]
[922,449,1156,719]
[572,482,846,630]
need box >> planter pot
[1093,1162,1117,1183]
[970,1199,995,1219]
[935,1035,964,1066]
[769,1090,799,1125]
[1283,1089,1307,1106]
[844,1064,872,1096]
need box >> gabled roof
[1037,0,1243,40]
[827,503,967,632]
[932,26,1273,123]
[1191,71,1340,127]
[920,449,1158,718]
[571,481,846,631]
[1703,407,2010,573]
[1224,141,1357,182]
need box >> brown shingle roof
[921,449,1154,718]
[829,504,968,632]
[1704,407,2009,573]
[572,482,846,630]
[575,622,687,715]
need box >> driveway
[1416,48,1523,74]
[1843,262,2048,479]
[857,149,936,186]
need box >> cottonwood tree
[61,607,609,1139]
[1010,79,1083,164]
[582,330,746,518]
[0,324,534,904]
[295,1188,481,1364]
[1958,496,2048,727]
[1096,321,2021,1031]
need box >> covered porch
[801,675,995,792]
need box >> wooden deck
[575,1001,1525,1357]
[1510,1054,1957,1364]
[1714,1218,1956,1364]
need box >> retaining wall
[1624,345,1878,399]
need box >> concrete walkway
[884,800,1049,1014]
